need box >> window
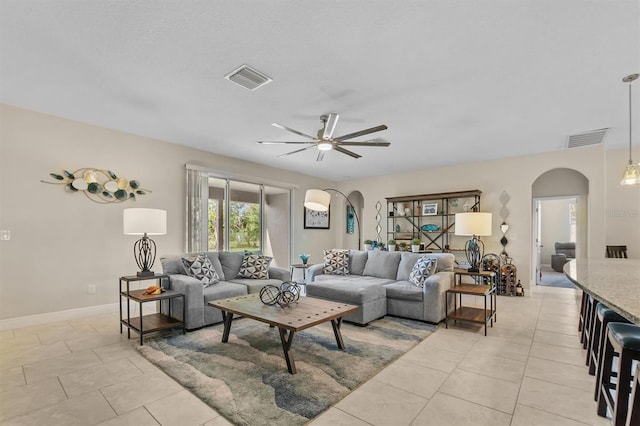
[186,167,291,267]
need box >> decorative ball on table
[279,281,301,304]
[259,285,281,306]
[299,253,310,265]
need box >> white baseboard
[0,302,159,331]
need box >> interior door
[534,199,543,284]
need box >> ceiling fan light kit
[258,113,390,161]
[317,141,333,151]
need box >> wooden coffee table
[208,294,359,374]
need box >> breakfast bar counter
[565,258,640,325]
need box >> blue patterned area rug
[138,315,435,426]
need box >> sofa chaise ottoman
[306,250,455,325]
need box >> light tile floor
[0,286,612,425]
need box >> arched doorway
[532,168,589,287]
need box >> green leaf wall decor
[41,168,152,204]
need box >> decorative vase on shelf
[299,253,310,265]
[388,244,396,252]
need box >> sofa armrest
[422,271,454,323]
[306,263,325,282]
[166,274,205,330]
[269,266,291,282]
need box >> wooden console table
[445,269,497,336]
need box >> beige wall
[0,105,333,320]
[1,104,637,321]
[334,144,610,292]
[605,148,640,258]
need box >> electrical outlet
[87,284,96,294]
[0,230,10,241]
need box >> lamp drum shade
[304,189,331,211]
[123,208,167,235]
[455,212,492,236]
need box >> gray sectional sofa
[160,251,291,330]
[307,250,455,325]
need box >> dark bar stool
[627,363,640,426]
[579,291,588,335]
[582,294,598,350]
[597,322,640,425]
[589,303,628,384]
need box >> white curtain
[185,167,208,252]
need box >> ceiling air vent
[224,64,272,91]
[566,128,608,148]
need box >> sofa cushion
[349,250,368,275]
[307,279,388,304]
[396,252,425,280]
[384,281,424,302]
[237,253,272,279]
[228,278,284,294]
[363,250,401,279]
[409,256,437,287]
[314,274,363,283]
[182,253,220,287]
[323,249,350,275]
[203,281,248,303]
[218,252,244,282]
[396,252,454,280]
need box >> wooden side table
[119,274,185,345]
[445,269,497,336]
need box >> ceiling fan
[257,113,390,161]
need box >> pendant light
[620,73,640,186]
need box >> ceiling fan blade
[334,124,388,141]
[334,146,362,159]
[338,141,391,147]
[277,146,316,157]
[257,141,316,145]
[322,113,339,140]
[316,151,326,162]
[272,123,317,140]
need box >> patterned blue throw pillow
[323,249,350,275]
[182,253,220,287]
[409,256,438,287]
[237,253,273,279]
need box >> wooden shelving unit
[386,190,481,252]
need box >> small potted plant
[411,238,421,253]
[364,239,373,251]
[388,239,396,252]
[377,241,385,250]
[398,242,408,252]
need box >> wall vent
[567,128,608,148]
[224,64,272,91]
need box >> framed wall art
[304,206,330,229]
[422,202,438,216]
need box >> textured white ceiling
[1,1,638,180]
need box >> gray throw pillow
[409,256,438,287]
[237,253,272,279]
[182,253,220,287]
[323,249,349,275]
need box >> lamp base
[137,270,155,277]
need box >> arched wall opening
[531,168,589,287]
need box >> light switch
[0,230,10,241]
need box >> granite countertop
[564,258,640,325]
